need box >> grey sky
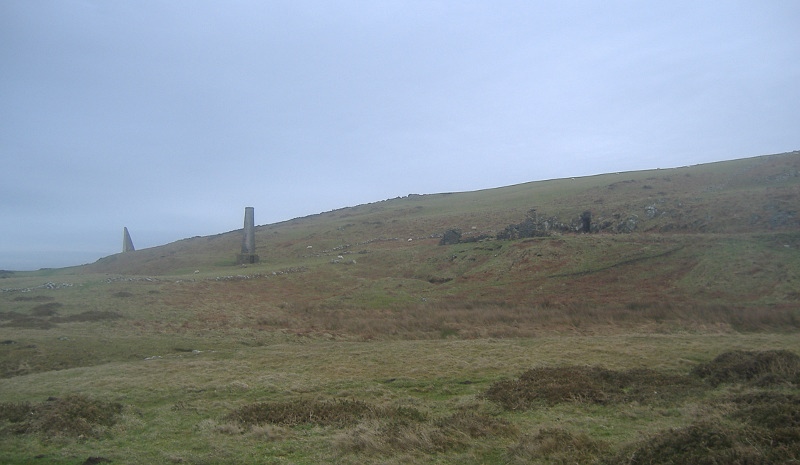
[2,1,798,271]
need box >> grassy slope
[1,151,799,464]
[66,151,798,275]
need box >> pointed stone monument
[122,227,135,253]
[236,207,259,264]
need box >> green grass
[1,151,799,463]
[1,335,800,464]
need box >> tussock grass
[435,410,517,439]
[691,349,800,386]
[611,421,771,465]
[485,350,800,464]
[336,411,516,457]
[29,302,62,316]
[11,295,54,302]
[0,394,122,438]
[51,310,122,323]
[0,312,56,329]
[507,428,610,464]
[484,366,702,410]
[0,309,121,333]
[727,391,800,430]
[338,419,458,455]
[0,337,799,463]
[610,396,800,465]
[225,398,414,427]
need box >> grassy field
[1,320,799,464]
[1,152,799,464]
[0,326,798,464]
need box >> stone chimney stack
[236,207,259,264]
[122,227,135,253]
[242,207,255,254]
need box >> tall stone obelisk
[122,227,135,253]
[236,207,259,264]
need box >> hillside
[46,152,795,333]
[2,152,800,464]
[85,151,799,274]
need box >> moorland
[1,151,799,464]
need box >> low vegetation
[477,350,800,463]
[691,349,800,386]
[226,399,425,428]
[0,152,798,463]
[483,366,702,409]
[0,395,122,438]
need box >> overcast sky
[2,1,798,271]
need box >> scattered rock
[439,229,462,245]
[616,215,639,233]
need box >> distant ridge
[82,151,799,276]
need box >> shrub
[0,395,122,438]
[30,302,63,316]
[609,391,800,464]
[226,398,425,428]
[484,366,700,410]
[610,421,768,465]
[691,350,800,386]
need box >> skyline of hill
[74,150,799,276]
